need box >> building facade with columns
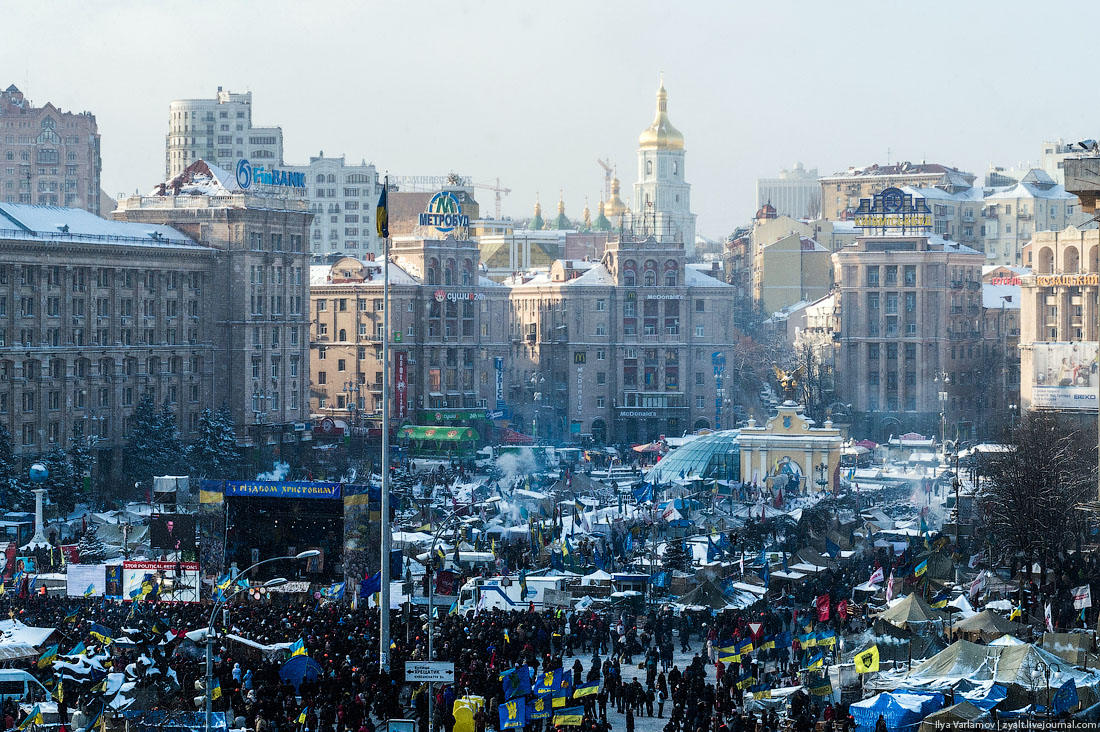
[738,401,842,493]
[1018,226,1100,412]
[833,232,986,440]
[307,238,512,438]
[505,233,734,444]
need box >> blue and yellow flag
[211,678,222,701]
[528,692,551,720]
[16,706,42,731]
[499,700,526,730]
[289,638,306,657]
[376,182,389,239]
[36,644,58,669]
[535,668,562,695]
[64,607,80,623]
[83,584,95,598]
[88,623,114,645]
[67,641,86,657]
[573,680,599,698]
[297,708,308,725]
[809,679,833,696]
[805,652,824,670]
[930,591,950,609]
[914,559,928,577]
[553,706,584,727]
[552,693,567,709]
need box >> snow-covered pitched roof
[0,203,199,249]
[310,259,421,287]
[685,265,732,287]
[985,180,1076,200]
[150,160,243,197]
[983,283,1020,309]
[901,184,986,203]
[560,263,615,286]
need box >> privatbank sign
[852,187,932,233]
[419,191,470,233]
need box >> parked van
[0,669,49,704]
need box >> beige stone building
[308,236,511,437]
[0,159,312,483]
[981,170,1083,266]
[820,163,976,222]
[833,233,985,440]
[1018,227,1100,412]
[115,160,313,451]
[0,85,102,215]
[753,232,831,315]
[506,234,735,444]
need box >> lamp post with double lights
[203,550,319,732]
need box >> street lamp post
[425,512,462,732]
[204,550,319,732]
[933,372,950,450]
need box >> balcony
[966,281,981,291]
[950,306,963,314]
[950,281,964,289]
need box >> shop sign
[620,410,657,418]
[853,187,932,232]
[418,409,487,421]
[988,276,1021,286]
[434,290,485,302]
[645,294,684,300]
[395,352,408,420]
[1036,274,1099,287]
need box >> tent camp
[850,691,944,732]
[870,639,1100,708]
[673,579,758,610]
[917,701,987,732]
[951,610,1024,641]
[877,594,947,630]
[1042,633,1100,667]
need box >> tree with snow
[123,395,186,499]
[0,424,25,511]
[187,406,241,479]
[663,540,693,573]
[38,445,76,514]
[76,523,107,564]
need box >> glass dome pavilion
[644,429,741,484]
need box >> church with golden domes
[628,77,696,251]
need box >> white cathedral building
[627,78,697,252]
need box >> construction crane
[472,178,512,219]
[597,159,613,201]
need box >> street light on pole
[423,511,462,732]
[204,550,319,732]
[933,372,950,450]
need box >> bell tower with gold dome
[632,77,696,251]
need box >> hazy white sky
[2,0,1094,235]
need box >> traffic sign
[405,661,455,682]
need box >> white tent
[581,570,613,586]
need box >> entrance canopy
[399,426,479,441]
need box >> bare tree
[975,412,1096,579]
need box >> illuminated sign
[224,480,341,499]
[645,294,684,300]
[853,187,932,233]
[419,191,470,233]
[1035,274,1099,287]
[434,290,485,302]
[619,410,657,418]
[395,351,408,420]
[235,159,306,190]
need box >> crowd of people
[7,588,867,732]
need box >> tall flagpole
[379,175,392,672]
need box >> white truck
[457,575,572,613]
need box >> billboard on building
[1031,342,1099,410]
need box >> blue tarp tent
[851,691,944,732]
[280,654,323,691]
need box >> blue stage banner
[224,481,342,499]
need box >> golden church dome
[638,78,684,151]
[605,177,629,218]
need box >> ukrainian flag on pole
[289,638,306,657]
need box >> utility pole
[380,176,392,672]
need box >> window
[695,325,704,337]
[596,349,606,361]
[695,299,705,313]
[337,359,346,372]
[317,371,327,385]
[596,371,606,385]
[596,397,606,408]
[595,323,606,336]
[595,299,606,312]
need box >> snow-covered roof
[982,283,1020,309]
[985,180,1076,200]
[310,259,421,287]
[561,263,614,287]
[685,265,732,287]
[900,184,986,203]
[149,161,243,197]
[0,203,199,249]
